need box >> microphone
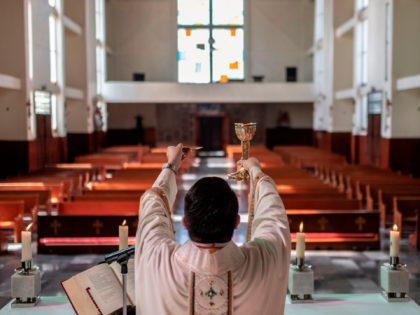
[103,246,135,264]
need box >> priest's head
[183,177,240,244]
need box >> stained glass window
[178,0,210,25]
[212,0,243,25]
[212,28,244,81]
[177,0,244,83]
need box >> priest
[135,144,291,315]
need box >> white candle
[296,222,305,259]
[21,223,33,262]
[390,224,400,257]
[119,220,128,250]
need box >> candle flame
[392,224,398,231]
[122,220,126,226]
[26,223,33,231]
[299,222,304,233]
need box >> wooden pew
[283,199,362,210]
[0,194,39,231]
[102,145,149,162]
[0,182,64,204]
[393,196,420,249]
[38,201,140,254]
[373,189,420,227]
[288,210,380,250]
[58,201,139,215]
[88,182,152,191]
[0,188,51,209]
[48,163,105,182]
[75,153,131,170]
[83,189,146,197]
[0,201,25,243]
[274,146,346,168]
[3,177,73,200]
[73,194,140,202]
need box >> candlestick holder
[380,256,410,302]
[11,260,41,308]
[288,257,314,303]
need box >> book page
[73,263,127,315]
[62,276,100,315]
[110,258,135,305]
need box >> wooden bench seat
[58,201,139,216]
[368,188,420,227]
[102,145,149,162]
[83,189,146,196]
[4,177,73,200]
[0,185,55,205]
[287,210,380,250]
[393,196,420,249]
[280,193,349,199]
[277,185,341,195]
[0,193,39,217]
[48,163,105,181]
[75,153,131,170]
[0,189,50,209]
[0,201,25,243]
[37,215,138,254]
[88,182,152,191]
[284,199,362,210]
[350,178,420,200]
[73,194,141,202]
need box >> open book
[62,259,135,315]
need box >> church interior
[0,0,420,313]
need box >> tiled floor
[0,157,419,306]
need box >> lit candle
[390,224,400,257]
[119,220,128,250]
[21,223,33,262]
[296,222,305,259]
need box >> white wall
[249,0,314,82]
[106,0,314,82]
[393,0,420,79]
[31,0,51,91]
[392,89,420,138]
[390,0,420,138]
[106,0,177,82]
[0,0,29,141]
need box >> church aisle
[0,157,419,306]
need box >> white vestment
[135,167,291,315]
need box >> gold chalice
[228,122,257,181]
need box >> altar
[1,294,420,315]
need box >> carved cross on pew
[355,216,366,231]
[50,220,61,235]
[93,220,104,235]
[317,216,328,231]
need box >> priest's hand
[238,157,260,172]
[167,143,184,171]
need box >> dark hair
[184,177,239,243]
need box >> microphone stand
[117,253,130,315]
